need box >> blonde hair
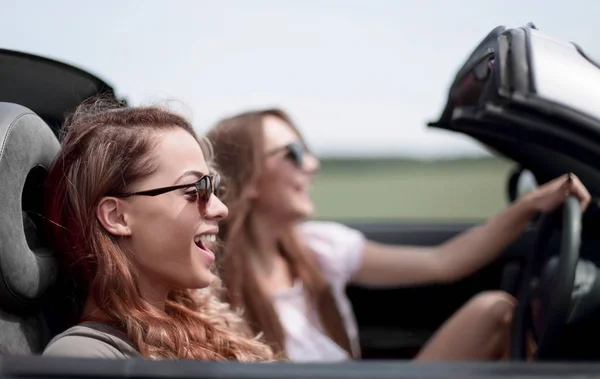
[207,109,353,357]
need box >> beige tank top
[43,322,140,359]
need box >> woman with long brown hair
[207,108,590,362]
[42,99,275,361]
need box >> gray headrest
[0,102,60,315]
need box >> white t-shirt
[272,221,366,362]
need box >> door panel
[343,221,535,359]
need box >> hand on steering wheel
[524,173,590,214]
[510,173,591,360]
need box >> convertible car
[2,23,600,378]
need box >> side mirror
[508,166,539,203]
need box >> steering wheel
[510,195,582,360]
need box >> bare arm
[351,173,591,287]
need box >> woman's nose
[203,194,229,221]
[304,152,320,174]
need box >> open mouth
[295,182,311,193]
[195,235,216,244]
[194,234,216,263]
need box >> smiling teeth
[195,235,216,244]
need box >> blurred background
[4,0,598,222]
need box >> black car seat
[0,102,61,354]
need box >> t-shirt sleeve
[298,221,366,288]
[43,335,127,359]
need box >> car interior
[0,102,63,355]
[3,22,600,378]
[0,49,123,356]
[0,48,122,138]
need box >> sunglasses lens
[196,176,211,206]
[286,143,304,167]
[213,175,220,198]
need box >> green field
[311,156,514,222]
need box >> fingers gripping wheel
[0,103,60,314]
[510,196,582,360]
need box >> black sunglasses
[111,174,220,208]
[266,141,307,168]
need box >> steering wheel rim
[510,195,582,360]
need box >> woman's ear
[96,197,132,236]
[245,185,259,200]
[244,179,260,200]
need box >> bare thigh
[415,290,518,361]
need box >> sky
[3,0,599,158]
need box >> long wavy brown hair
[207,109,353,358]
[43,98,276,361]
